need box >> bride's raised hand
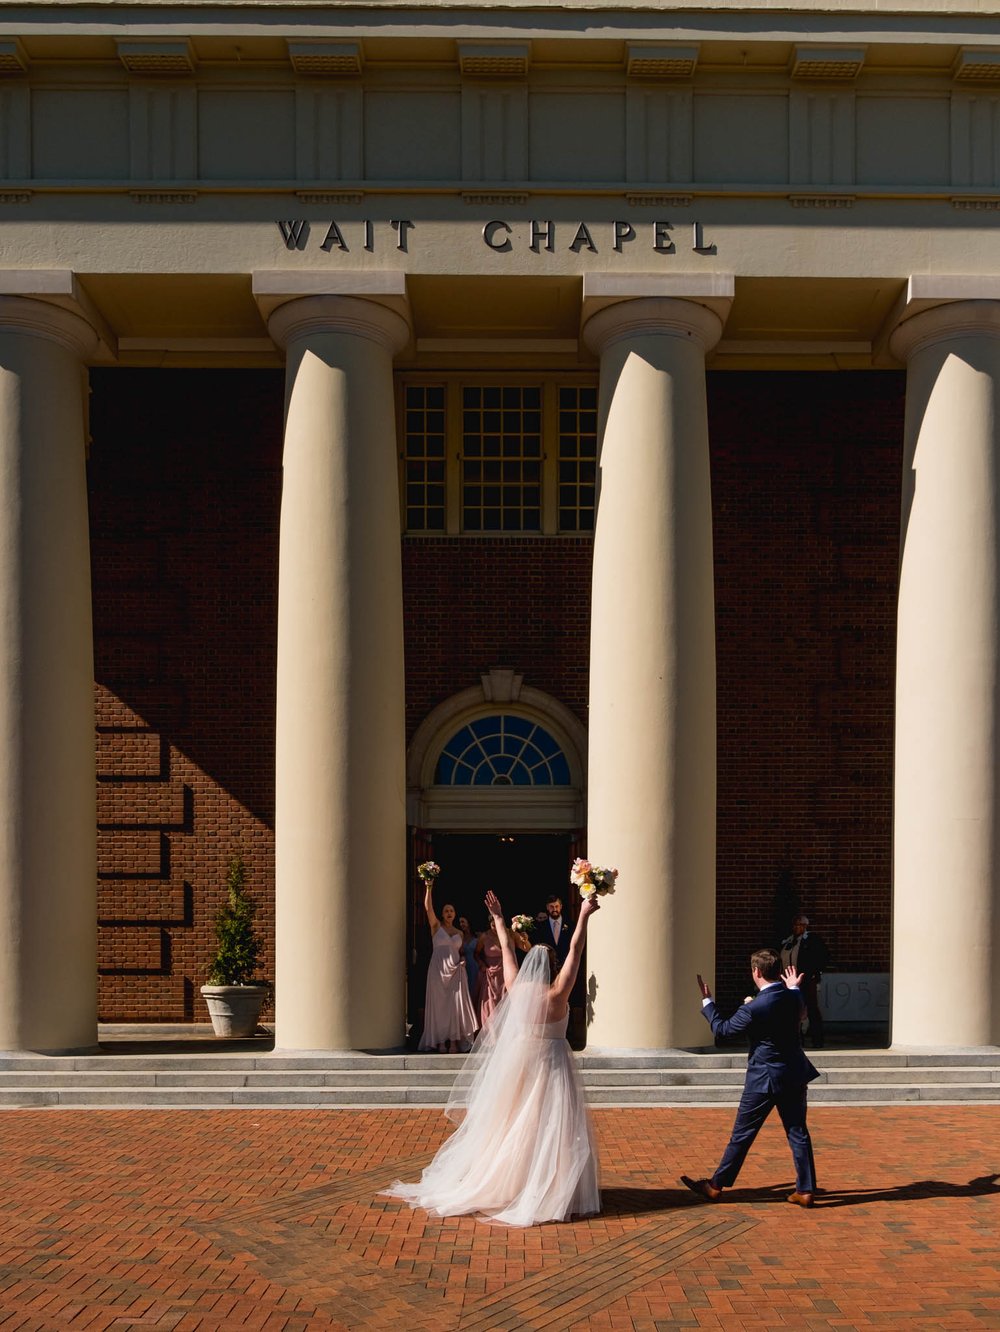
[484,890,503,921]
[579,894,600,918]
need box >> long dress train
[387,945,600,1225]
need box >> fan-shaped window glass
[435,716,572,786]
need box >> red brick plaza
[0,1106,997,1330]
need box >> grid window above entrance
[399,377,598,536]
[557,386,598,533]
[462,386,542,533]
[403,384,447,533]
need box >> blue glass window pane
[435,715,570,785]
[533,728,561,758]
[504,716,533,740]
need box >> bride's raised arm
[484,891,519,992]
[549,895,600,1003]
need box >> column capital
[0,296,99,360]
[890,299,1000,362]
[583,297,724,357]
[267,294,410,355]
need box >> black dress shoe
[680,1175,721,1202]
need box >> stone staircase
[1,1036,998,1107]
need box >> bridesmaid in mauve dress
[419,885,478,1053]
[474,921,506,1029]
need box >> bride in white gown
[385,889,601,1226]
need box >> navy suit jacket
[539,915,573,965]
[702,983,819,1095]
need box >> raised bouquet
[571,858,619,899]
[510,913,534,934]
[417,861,441,884]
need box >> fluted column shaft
[0,298,98,1052]
[271,296,409,1051]
[583,297,721,1050]
[890,301,1000,1047]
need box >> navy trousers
[712,1082,817,1194]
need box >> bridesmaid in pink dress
[418,884,478,1053]
[474,921,506,1029]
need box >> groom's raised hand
[696,973,712,1000]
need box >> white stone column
[270,295,409,1051]
[0,298,98,1052]
[582,297,721,1050]
[890,301,1000,1047]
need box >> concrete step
[0,1080,998,1108]
[3,1065,997,1091]
[2,1046,998,1108]
[3,1050,999,1073]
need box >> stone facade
[1,0,998,1050]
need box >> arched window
[435,715,572,787]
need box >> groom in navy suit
[538,894,573,965]
[681,948,819,1208]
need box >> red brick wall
[401,537,592,741]
[710,370,903,1011]
[88,367,903,1022]
[89,369,283,1020]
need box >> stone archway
[407,668,587,831]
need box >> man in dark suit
[538,894,573,965]
[681,948,819,1208]
[780,915,831,1047]
[539,894,586,1046]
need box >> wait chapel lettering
[276,219,717,255]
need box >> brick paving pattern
[0,1106,996,1330]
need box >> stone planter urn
[201,984,268,1038]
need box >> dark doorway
[430,832,573,929]
[406,831,578,1047]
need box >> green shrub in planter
[207,853,261,986]
[202,854,270,1037]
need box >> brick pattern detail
[88,368,903,1021]
[0,1107,997,1328]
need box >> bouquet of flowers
[571,857,619,899]
[417,861,441,884]
[510,913,534,934]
